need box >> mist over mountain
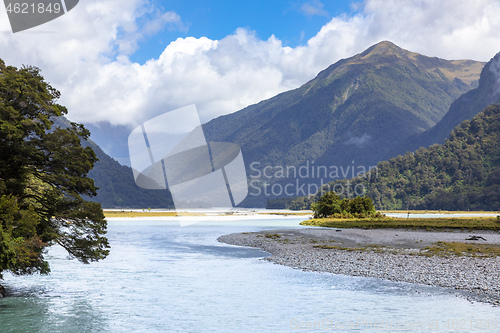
[85,122,134,167]
[202,41,484,206]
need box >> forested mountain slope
[284,103,500,211]
[392,52,500,157]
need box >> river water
[0,216,499,332]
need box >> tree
[311,192,343,218]
[0,59,109,279]
[342,196,375,216]
[312,191,377,218]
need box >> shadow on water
[171,242,271,258]
[0,283,110,333]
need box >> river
[0,216,499,332]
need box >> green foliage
[0,59,109,277]
[341,196,375,215]
[311,192,376,218]
[311,192,343,218]
[320,103,500,211]
[266,196,315,210]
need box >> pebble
[218,229,500,306]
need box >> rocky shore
[218,228,500,305]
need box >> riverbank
[302,216,500,230]
[103,209,312,218]
[218,228,500,306]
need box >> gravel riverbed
[218,228,500,306]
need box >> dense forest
[270,103,500,211]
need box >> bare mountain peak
[349,41,416,65]
[362,41,409,57]
[313,41,484,87]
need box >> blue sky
[1,0,500,127]
[131,0,356,63]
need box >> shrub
[311,192,378,218]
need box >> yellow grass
[104,210,314,218]
[302,216,500,230]
[260,212,313,216]
[422,242,500,257]
[103,210,206,218]
[379,210,500,215]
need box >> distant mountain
[85,122,133,167]
[202,41,484,206]
[87,145,174,209]
[54,117,173,209]
[392,52,500,157]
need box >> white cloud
[300,1,329,17]
[1,0,500,128]
[360,0,500,60]
[142,11,185,36]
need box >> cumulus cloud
[1,0,500,128]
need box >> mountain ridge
[391,51,500,157]
[202,41,484,206]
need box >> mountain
[392,52,500,156]
[87,144,174,209]
[202,41,484,206]
[85,122,133,167]
[298,103,500,211]
[54,117,173,208]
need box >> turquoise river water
[0,216,499,332]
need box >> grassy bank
[380,210,500,214]
[301,216,500,231]
[259,212,313,216]
[104,210,314,218]
[103,211,206,218]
